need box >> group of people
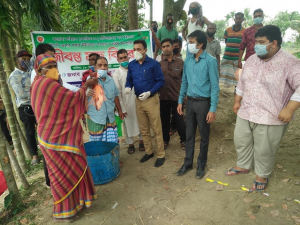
[1,1,299,222]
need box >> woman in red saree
[31,54,98,222]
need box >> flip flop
[180,142,185,150]
[252,178,269,191]
[139,142,145,151]
[127,145,135,154]
[31,158,40,166]
[225,167,249,176]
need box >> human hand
[86,89,95,97]
[177,104,183,115]
[138,91,150,101]
[278,107,294,123]
[234,69,242,81]
[233,101,241,114]
[125,87,131,94]
[237,60,243,69]
[84,77,98,88]
[119,110,124,120]
[206,112,216,124]
[122,112,127,118]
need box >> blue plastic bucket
[84,141,120,185]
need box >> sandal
[225,167,249,176]
[164,142,169,150]
[139,142,145,151]
[180,142,185,150]
[31,158,40,166]
[252,178,268,191]
[127,145,135,154]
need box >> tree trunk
[0,48,29,173]
[52,0,61,29]
[128,0,139,30]
[5,140,30,190]
[99,0,106,32]
[150,0,153,26]
[2,34,31,160]
[16,13,26,50]
[0,129,23,208]
[163,0,186,26]
[162,0,173,26]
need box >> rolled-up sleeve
[208,58,220,112]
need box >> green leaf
[4,193,12,209]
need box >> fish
[88,70,106,111]
[93,84,106,110]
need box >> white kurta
[113,67,140,138]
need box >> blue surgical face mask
[253,17,263,25]
[254,43,272,56]
[89,65,95,72]
[120,61,129,68]
[19,60,31,71]
[98,69,108,78]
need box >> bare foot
[252,176,268,191]
[53,217,75,223]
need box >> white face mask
[188,43,200,54]
[134,51,144,60]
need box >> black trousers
[18,105,38,156]
[0,111,12,143]
[184,99,210,169]
[160,100,186,143]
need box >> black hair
[35,43,55,56]
[89,53,100,58]
[188,30,207,50]
[94,56,108,65]
[117,49,128,57]
[133,39,147,49]
[167,13,173,18]
[253,8,263,15]
[255,25,282,46]
[161,38,173,46]
[173,38,182,47]
[208,23,217,28]
[151,21,158,26]
[235,12,244,18]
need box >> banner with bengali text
[31,30,153,88]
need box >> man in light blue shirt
[176,30,220,179]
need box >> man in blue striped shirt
[176,30,220,178]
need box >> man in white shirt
[31,43,79,92]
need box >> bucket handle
[111,146,118,157]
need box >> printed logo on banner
[37,36,44,43]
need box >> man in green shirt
[154,13,179,58]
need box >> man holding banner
[125,39,165,167]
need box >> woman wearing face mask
[31,54,98,222]
[182,2,212,57]
[86,56,123,143]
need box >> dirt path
[5,87,300,225]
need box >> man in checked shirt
[226,25,300,191]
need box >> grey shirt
[206,39,221,58]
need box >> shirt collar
[134,54,149,63]
[189,50,207,61]
[14,67,28,74]
[164,25,175,31]
[163,54,176,62]
[232,25,243,31]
